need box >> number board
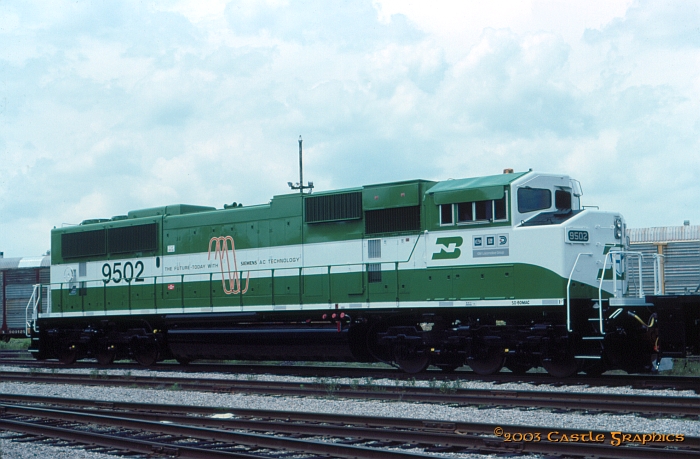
[566,229,589,243]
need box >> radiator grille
[365,206,421,235]
[62,230,106,259]
[108,223,158,254]
[305,192,362,223]
[61,223,158,259]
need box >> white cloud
[1,0,700,256]
[374,0,633,61]
[153,0,230,24]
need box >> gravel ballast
[0,367,698,459]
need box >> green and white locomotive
[27,169,697,376]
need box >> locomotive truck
[26,170,700,376]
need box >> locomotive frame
[27,170,700,376]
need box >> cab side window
[440,196,508,225]
[517,188,551,213]
[555,189,572,211]
[457,202,473,222]
[440,204,453,225]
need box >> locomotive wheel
[468,347,505,375]
[96,349,116,366]
[393,345,430,374]
[396,353,430,374]
[58,346,78,365]
[134,347,158,366]
[542,354,579,378]
[132,339,159,366]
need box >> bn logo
[432,237,463,260]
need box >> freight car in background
[626,224,700,296]
[0,254,49,340]
[23,170,700,376]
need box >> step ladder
[570,250,661,359]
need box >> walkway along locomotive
[26,170,700,376]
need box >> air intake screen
[305,192,362,223]
[62,230,107,259]
[365,206,421,234]
[108,223,158,254]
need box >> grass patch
[0,338,30,350]
[664,359,700,376]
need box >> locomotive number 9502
[102,261,145,284]
[567,230,589,243]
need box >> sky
[1,0,699,258]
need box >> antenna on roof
[288,135,314,194]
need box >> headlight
[614,218,623,239]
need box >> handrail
[596,251,629,335]
[48,259,391,293]
[566,253,592,332]
[47,261,377,312]
[599,250,664,300]
[596,252,609,335]
[25,284,41,337]
[596,250,664,334]
[652,254,664,295]
[50,235,423,290]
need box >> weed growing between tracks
[89,369,110,379]
[0,339,29,350]
[307,375,470,398]
[440,379,462,393]
[311,377,336,395]
[666,359,700,376]
[367,378,387,392]
[325,379,339,396]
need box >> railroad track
[1,370,698,417]
[0,349,32,359]
[0,394,698,458]
[2,354,699,393]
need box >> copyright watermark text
[493,427,685,446]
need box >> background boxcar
[0,254,50,340]
[626,225,700,295]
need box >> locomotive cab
[512,173,581,225]
[418,170,632,375]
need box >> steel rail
[0,403,432,459]
[2,391,697,438]
[1,398,698,459]
[0,418,260,459]
[1,370,698,416]
[16,397,700,451]
[2,355,698,393]
[0,418,264,459]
